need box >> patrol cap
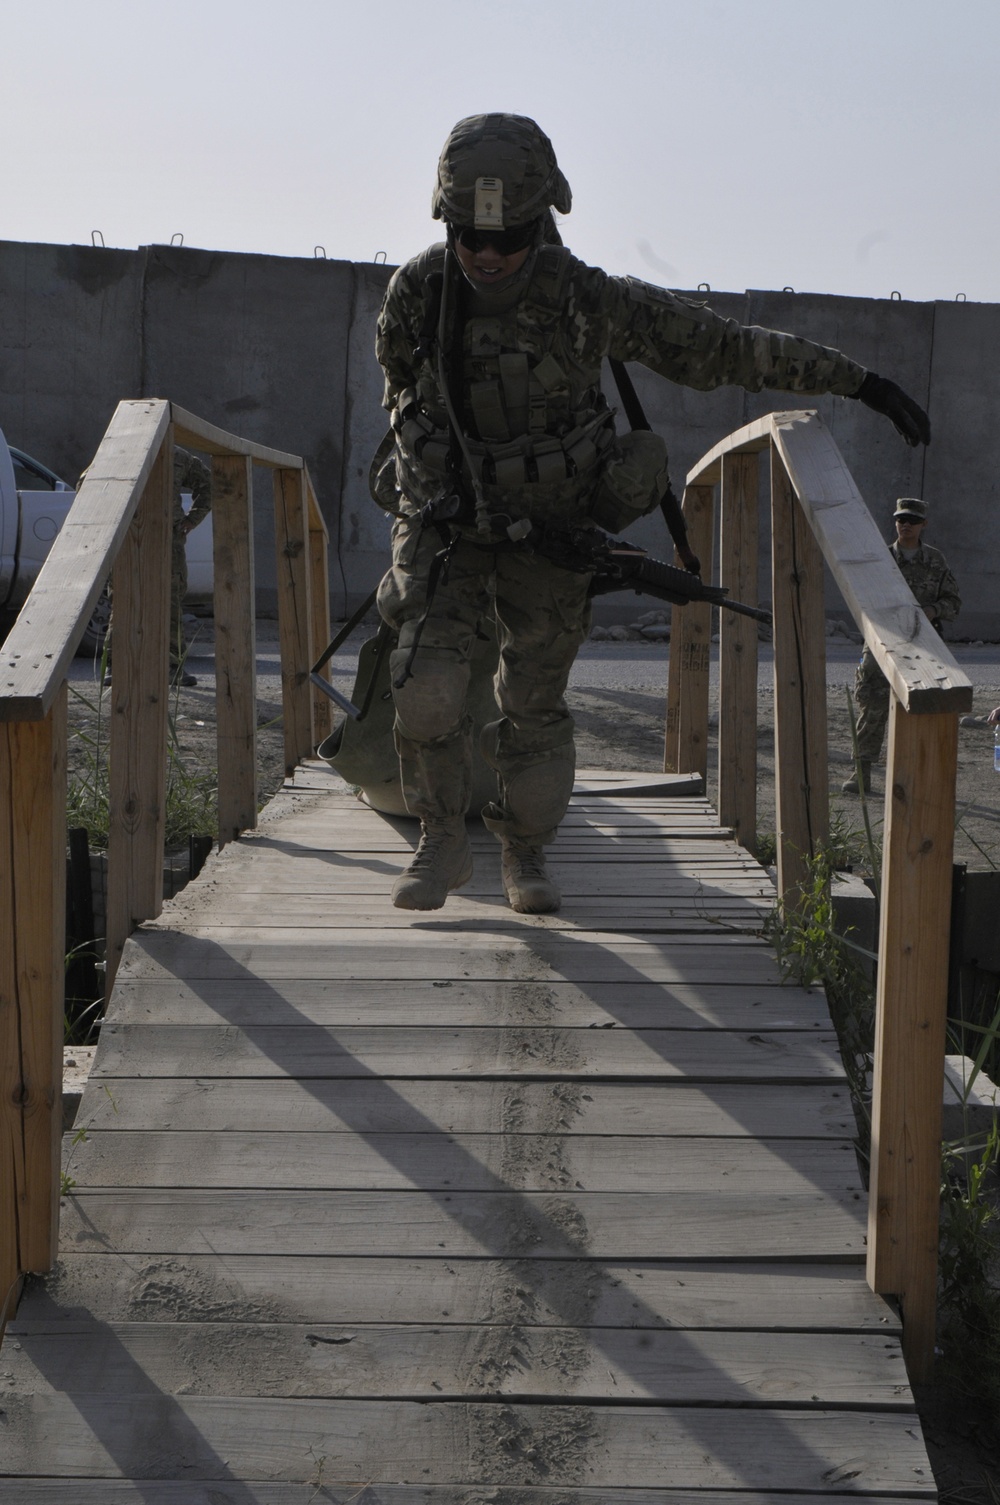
[432,113,572,229]
[893,497,928,520]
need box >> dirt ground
[64,632,1000,1500]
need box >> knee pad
[392,647,471,743]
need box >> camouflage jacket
[173,448,212,533]
[375,243,867,523]
[889,540,960,624]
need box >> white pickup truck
[0,426,213,652]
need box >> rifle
[528,522,772,625]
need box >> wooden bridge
[0,403,973,1498]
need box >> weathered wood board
[1,775,933,1499]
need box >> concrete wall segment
[0,241,142,481]
[139,244,356,607]
[339,262,394,613]
[1,239,998,635]
[921,300,1000,640]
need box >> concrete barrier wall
[1,239,996,635]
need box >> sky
[6,0,1000,304]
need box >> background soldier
[79,446,211,686]
[170,447,212,687]
[843,497,960,793]
[376,112,931,915]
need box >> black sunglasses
[452,220,539,256]
[896,514,924,525]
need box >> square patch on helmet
[474,177,504,229]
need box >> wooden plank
[104,976,830,1031]
[769,442,829,906]
[210,453,257,845]
[573,770,703,796]
[663,483,714,776]
[171,404,303,469]
[57,1187,866,1258]
[159,901,772,934]
[772,410,972,713]
[273,466,314,771]
[90,1024,846,1082]
[0,1489,934,1505]
[39,1253,901,1330]
[116,932,793,985]
[0,1396,932,1490]
[105,432,173,994]
[686,409,971,711]
[0,689,66,1282]
[0,400,171,720]
[867,701,958,1382]
[718,451,759,853]
[200,862,774,894]
[66,1132,862,1193]
[674,483,715,780]
[686,411,776,487]
[8,1322,911,1406]
[72,1078,857,1138]
[304,466,333,745]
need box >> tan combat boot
[392,819,473,910]
[501,839,560,914]
[841,759,872,795]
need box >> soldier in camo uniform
[170,447,212,687]
[376,112,931,914]
[843,497,959,793]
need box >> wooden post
[770,444,829,904]
[273,467,313,773]
[868,700,958,1382]
[105,436,173,994]
[0,685,67,1306]
[718,453,759,852]
[211,454,257,846]
[305,468,332,747]
[663,484,714,779]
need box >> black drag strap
[311,587,378,676]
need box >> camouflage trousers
[377,517,592,842]
[852,648,891,762]
[170,534,188,667]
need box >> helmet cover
[432,113,572,229]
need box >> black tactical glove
[853,372,931,447]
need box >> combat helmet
[432,114,572,230]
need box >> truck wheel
[77,582,112,657]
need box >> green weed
[766,839,1000,1397]
[764,845,875,1150]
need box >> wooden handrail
[0,399,331,1327]
[1,401,172,719]
[678,408,971,1384]
[688,411,971,713]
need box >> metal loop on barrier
[314,246,327,259]
[170,233,184,247]
[91,230,105,247]
[374,251,387,265]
